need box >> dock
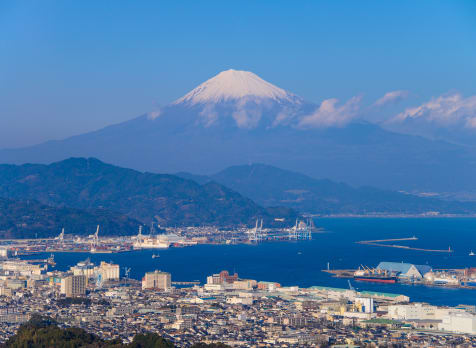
[322,269,476,290]
[322,269,357,278]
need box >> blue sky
[1,1,475,147]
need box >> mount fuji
[155,69,313,130]
[1,69,475,193]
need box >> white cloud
[198,104,219,127]
[374,90,409,107]
[466,117,476,128]
[232,108,262,128]
[272,106,300,127]
[147,109,162,120]
[298,96,362,128]
[231,98,269,128]
[394,93,476,128]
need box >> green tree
[126,333,174,348]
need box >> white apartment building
[60,275,86,297]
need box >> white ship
[133,236,170,249]
[133,226,184,249]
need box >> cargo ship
[354,267,398,284]
[354,274,398,283]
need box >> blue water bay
[26,218,476,306]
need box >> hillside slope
[0,197,142,239]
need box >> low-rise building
[387,303,460,320]
[359,290,409,303]
[0,260,43,276]
[206,270,238,285]
[232,279,256,290]
[257,281,281,291]
[439,312,476,335]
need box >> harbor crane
[288,218,313,240]
[55,228,65,247]
[248,219,264,243]
[90,225,100,251]
[94,225,99,245]
[55,228,64,242]
[136,225,143,241]
[123,267,131,280]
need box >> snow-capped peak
[174,69,301,105]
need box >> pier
[322,269,356,278]
[357,236,418,243]
[356,237,453,253]
[172,281,200,286]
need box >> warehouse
[376,262,432,280]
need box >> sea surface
[24,218,476,306]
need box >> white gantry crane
[90,225,100,251]
[55,228,65,246]
[289,218,313,240]
[137,225,143,240]
[123,267,131,284]
[248,219,264,243]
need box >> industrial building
[376,262,432,279]
[70,259,95,278]
[0,260,44,277]
[355,297,374,313]
[70,260,119,282]
[95,261,120,281]
[141,270,171,290]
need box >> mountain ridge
[177,163,476,215]
[0,158,298,227]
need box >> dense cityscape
[0,239,475,347]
